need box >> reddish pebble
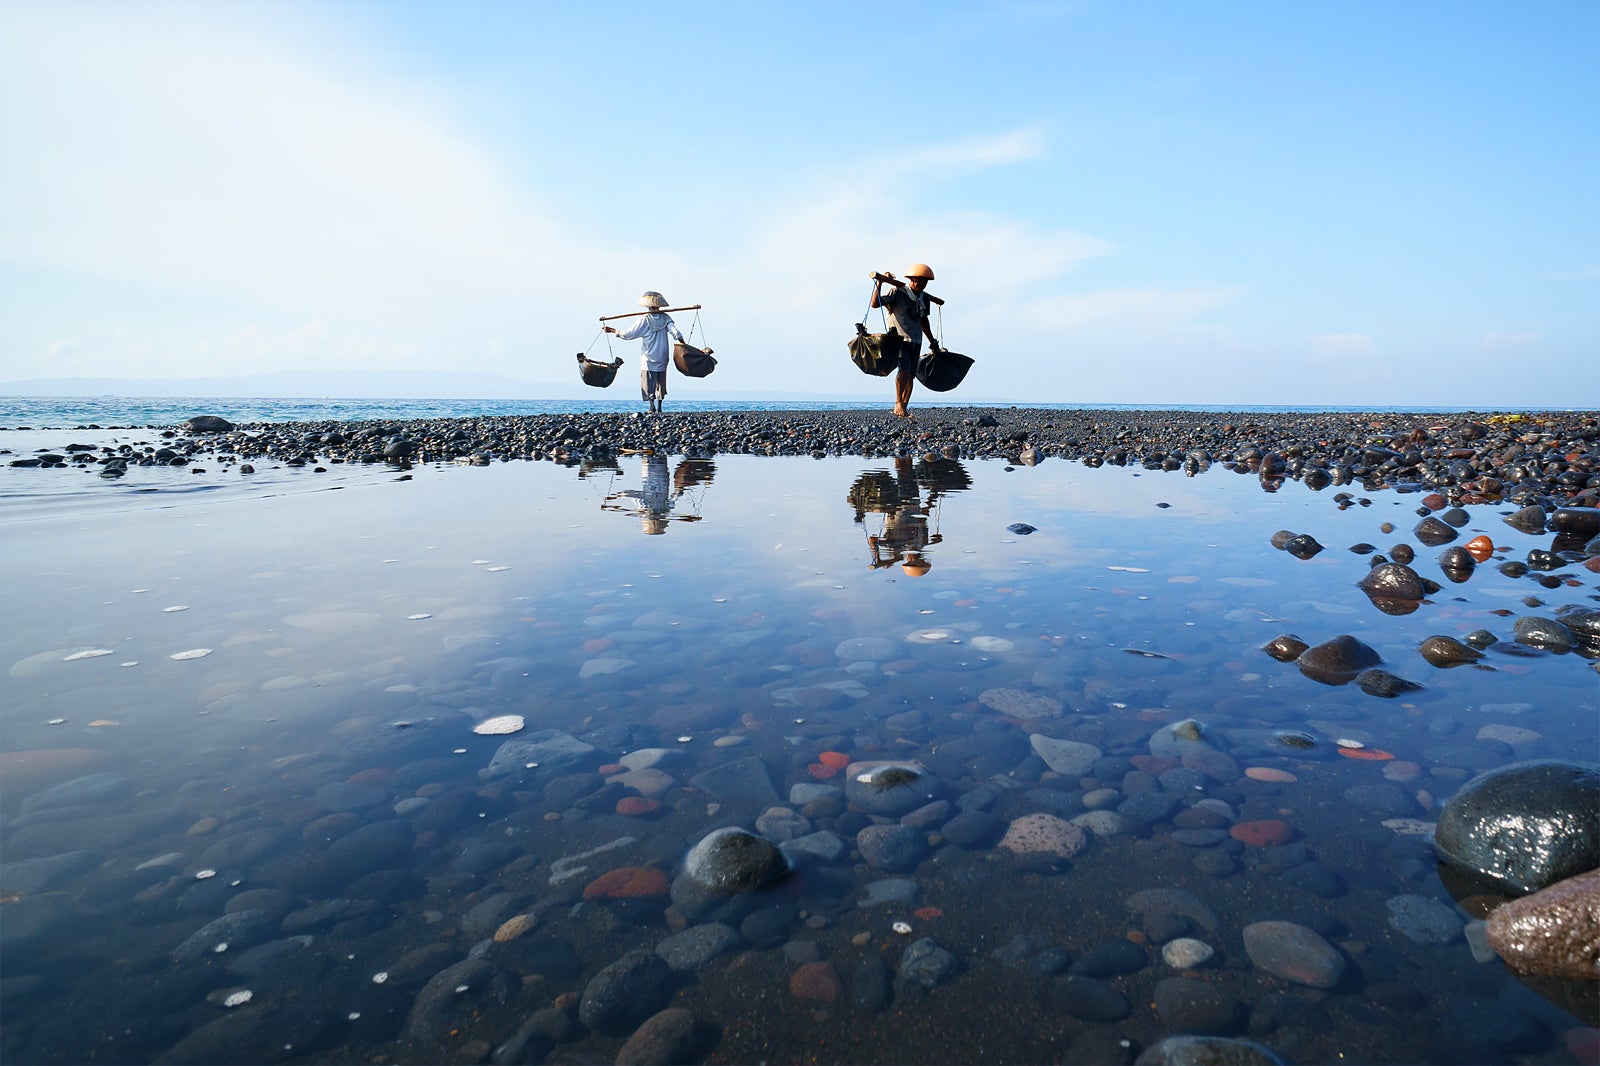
[1245,767,1297,783]
[1130,755,1181,774]
[788,961,842,1002]
[615,796,661,817]
[807,762,839,780]
[1465,535,1495,561]
[598,763,625,775]
[582,865,669,901]
[913,906,943,921]
[818,751,851,769]
[1565,1026,1600,1065]
[1230,819,1294,847]
[1382,760,1423,783]
[1338,747,1395,761]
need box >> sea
[1,393,1595,1065]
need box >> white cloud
[1479,331,1540,350]
[0,1,1243,400]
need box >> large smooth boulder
[1434,760,1600,894]
[1485,867,1600,980]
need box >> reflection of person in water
[847,456,969,576]
[602,455,715,534]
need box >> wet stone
[615,1007,699,1066]
[1051,974,1132,1022]
[577,949,674,1035]
[856,824,926,871]
[1386,894,1463,943]
[1434,759,1600,893]
[1513,616,1577,653]
[1485,867,1600,979]
[1241,921,1345,989]
[844,761,944,816]
[1068,936,1148,978]
[1152,976,1244,1035]
[899,936,960,989]
[655,923,741,971]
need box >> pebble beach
[7,406,1600,510]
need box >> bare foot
[892,403,907,418]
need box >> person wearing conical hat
[869,263,941,418]
[603,291,685,412]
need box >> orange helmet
[904,263,934,281]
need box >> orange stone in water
[1244,767,1297,783]
[913,906,943,921]
[1230,819,1294,847]
[818,751,851,769]
[807,762,840,780]
[1337,747,1395,761]
[788,961,842,1002]
[1465,534,1495,561]
[615,796,661,817]
[582,865,669,900]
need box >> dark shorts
[641,369,667,401]
[896,342,922,377]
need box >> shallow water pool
[1,453,1595,1064]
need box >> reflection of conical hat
[638,291,667,308]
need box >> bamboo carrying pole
[598,304,702,322]
[871,272,945,305]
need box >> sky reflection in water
[1,454,1595,1065]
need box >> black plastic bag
[849,323,903,377]
[673,342,717,378]
[915,348,974,392]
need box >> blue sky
[1,0,1594,406]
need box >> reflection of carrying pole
[598,305,703,322]
[870,272,945,305]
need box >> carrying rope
[581,328,612,361]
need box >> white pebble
[892,921,913,935]
[195,869,217,880]
[224,990,253,1007]
[1162,937,1215,969]
[170,648,213,661]
[62,649,114,661]
[371,972,388,984]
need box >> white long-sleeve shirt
[616,312,684,372]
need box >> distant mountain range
[0,369,875,403]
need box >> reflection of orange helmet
[901,554,932,577]
[905,263,935,281]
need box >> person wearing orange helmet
[869,262,942,418]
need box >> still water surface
[1,453,1594,1064]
